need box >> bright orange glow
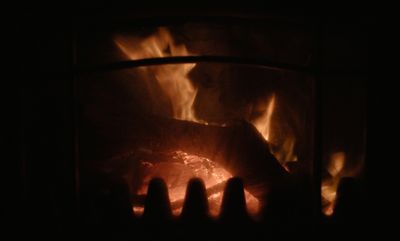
[321,152,346,216]
[132,151,260,218]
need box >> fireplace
[13,9,368,241]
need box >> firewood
[97,114,288,201]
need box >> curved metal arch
[75,55,312,74]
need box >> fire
[116,28,261,218]
[321,152,346,216]
[115,28,299,169]
[115,27,303,217]
[273,137,298,170]
[115,27,198,121]
[251,94,276,142]
[249,94,297,169]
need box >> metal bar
[76,56,311,74]
[312,19,323,235]
[72,21,81,217]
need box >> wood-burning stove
[12,9,368,241]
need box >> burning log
[102,114,288,202]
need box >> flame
[251,94,276,141]
[115,27,198,121]
[249,94,297,169]
[274,137,298,171]
[321,152,346,216]
[154,64,197,121]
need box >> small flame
[321,152,346,216]
[274,137,298,170]
[249,94,297,168]
[251,94,275,142]
[115,27,198,121]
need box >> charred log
[94,114,288,201]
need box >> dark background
[4,7,371,239]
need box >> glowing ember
[132,151,259,217]
[321,152,346,216]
